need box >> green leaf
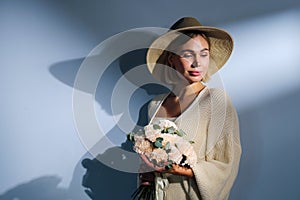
[177,129,186,137]
[152,159,158,166]
[153,124,161,130]
[162,127,168,133]
[153,140,163,148]
[126,132,135,142]
[167,127,175,134]
[165,161,173,169]
[153,137,163,148]
[165,141,170,150]
[137,129,144,134]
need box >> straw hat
[146,17,234,83]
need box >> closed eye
[200,53,208,57]
[181,52,194,58]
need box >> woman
[139,17,242,200]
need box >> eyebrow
[178,48,209,53]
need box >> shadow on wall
[0,176,69,200]
[50,48,168,199]
[58,48,168,200]
[0,47,169,199]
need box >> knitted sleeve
[192,91,242,200]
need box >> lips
[189,71,201,76]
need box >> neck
[171,82,205,99]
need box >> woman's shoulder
[204,87,232,102]
[205,87,229,97]
[201,87,235,110]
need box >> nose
[192,55,201,68]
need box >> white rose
[144,124,162,142]
[172,137,198,166]
[133,135,153,155]
[147,148,168,167]
[160,134,178,146]
[168,145,183,164]
[158,119,177,130]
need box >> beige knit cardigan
[147,87,242,200]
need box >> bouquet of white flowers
[127,119,197,199]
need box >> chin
[189,78,202,83]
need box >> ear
[167,53,174,67]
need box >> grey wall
[1,0,300,199]
[231,87,300,199]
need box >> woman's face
[168,35,210,84]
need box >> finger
[154,166,166,172]
[141,181,151,186]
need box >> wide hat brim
[146,25,234,83]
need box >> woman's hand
[140,154,194,177]
[165,164,194,177]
